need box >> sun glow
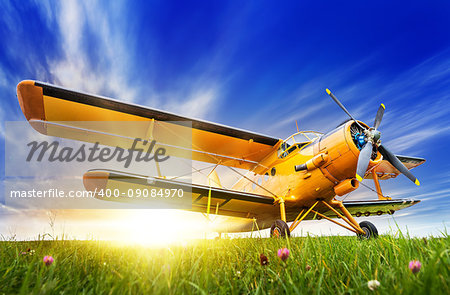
[115,210,214,246]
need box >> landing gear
[357,221,378,239]
[270,219,290,238]
[272,197,290,238]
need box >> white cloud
[162,86,219,119]
[38,0,138,102]
[30,0,225,121]
[32,0,56,28]
[383,127,450,154]
[0,68,7,89]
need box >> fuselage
[232,120,382,219]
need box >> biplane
[16,80,425,239]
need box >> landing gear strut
[357,221,378,239]
[270,220,290,238]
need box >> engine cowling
[313,121,382,184]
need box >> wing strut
[371,170,390,200]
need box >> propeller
[325,89,420,186]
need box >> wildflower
[409,260,421,274]
[367,280,380,291]
[260,254,269,266]
[305,264,311,271]
[277,248,289,262]
[236,270,241,277]
[21,248,35,256]
[43,256,54,266]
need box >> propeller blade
[378,144,420,185]
[356,141,373,182]
[326,89,365,129]
[373,103,385,129]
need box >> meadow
[0,233,448,294]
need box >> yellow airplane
[16,80,425,239]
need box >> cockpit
[277,131,323,158]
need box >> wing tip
[326,88,331,95]
[381,103,385,109]
[356,174,363,182]
[16,80,45,121]
[83,171,109,193]
[414,179,420,186]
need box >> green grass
[0,234,448,294]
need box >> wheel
[357,221,378,239]
[270,220,290,238]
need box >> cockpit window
[277,144,298,158]
[277,131,322,158]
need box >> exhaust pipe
[295,153,329,172]
[334,178,359,196]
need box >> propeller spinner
[325,89,420,186]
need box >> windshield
[277,131,322,158]
[283,131,322,146]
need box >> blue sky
[0,1,449,240]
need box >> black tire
[358,221,378,239]
[270,220,290,238]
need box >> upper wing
[17,80,281,170]
[367,155,426,180]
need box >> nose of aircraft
[325,89,420,185]
[313,120,378,182]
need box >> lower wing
[83,170,420,231]
[331,199,419,218]
[83,169,277,220]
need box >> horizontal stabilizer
[368,155,425,180]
